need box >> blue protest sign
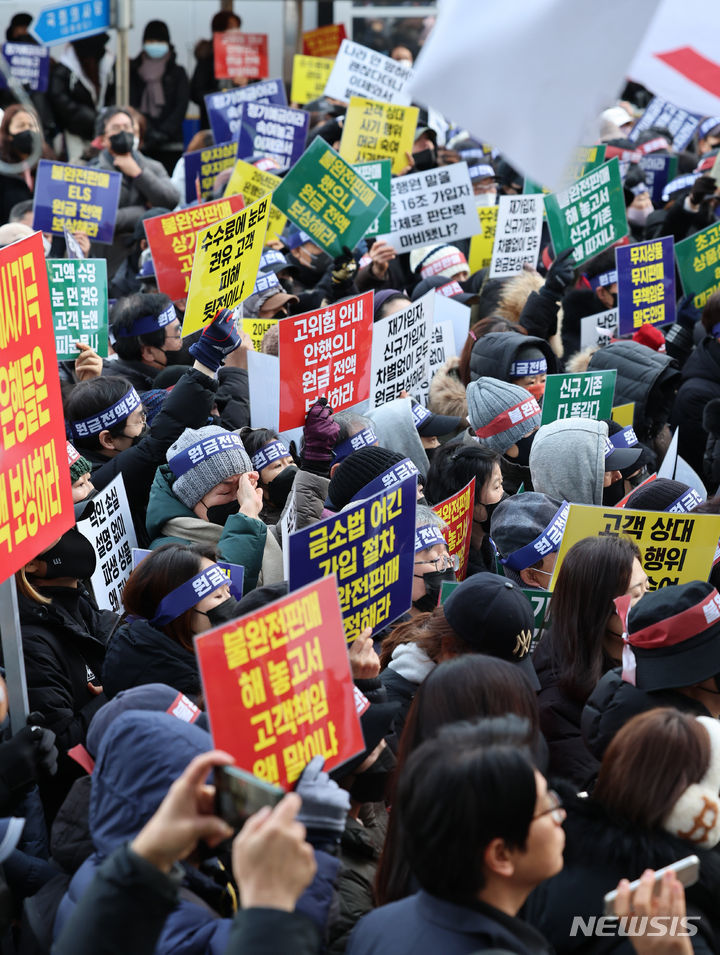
[639,154,678,206]
[183,140,237,204]
[31,0,110,45]
[616,236,676,336]
[32,160,121,244]
[205,79,287,145]
[627,96,701,151]
[288,474,417,641]
[236,102,309,170]
[0,44,50,92]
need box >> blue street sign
[31,0,111,46]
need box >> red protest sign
[433,477,476,581]
[278,291,374,431]
[302,24,346,58]
[143,196,245,302]
[214,31,269,80]
[195,575,364,789]
[0,231,74,576]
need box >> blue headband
[468,163,495,180]
[712,322,720,339]
[168,432,248,479]
[698,117,720,139]
[151,563,243,627]
[501,501,570,571]
[260,249,287,269]
[414,523,445,553]
[253,270,280,295]
[611,426,638,449]
[251,439,290,472]
[510,358,546,377]
[412,404,433,428]
[69,387,141,439]
[666,488,703,514]
[333,427,377,463]
[114,304,176,339]
[350,457,419,504]
[587,270,618,290]
[662,173,699,201]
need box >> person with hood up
[490,493,567,590]
[467,330,556,400]
[366,398,433,476]
[129,20,189,158]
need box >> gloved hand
[543,247,576,296]
[331,246,358,286]
[294,755,349,845]
[189,308,242,373]
[0,718,58,801]
[676,293,701,330]
[689,175,718,207]
[301,398,340,463]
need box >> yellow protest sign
[291,55,334,105]
[339,96,418,175]
[183,194,271,337]
[224,160,287,241]
[242,317,277,352]
[612,403,635,427]
[468,206,499,273]
[550,504,720,591]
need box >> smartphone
[214,765,284,830]
[603,855,700,916]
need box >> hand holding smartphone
[214,765,284,831]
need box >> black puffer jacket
[672,337,720,481]
[102,618,202,702]
[560,288,607,361]
[468,331,557,383]
[523,790,720,953]
[703,397,720,492]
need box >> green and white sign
[540,369,617,426]
[47,258,108,360]
[353,159,391,236]
[675,219,720,311]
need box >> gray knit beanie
[466,378,541,454]
[166,426,252,508]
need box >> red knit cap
[632,322,666,353]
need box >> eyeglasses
[164,331,183,341]
[414,553,459,572]
[532,790,565,824]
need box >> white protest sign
[324,39,413,106]
[280,481,298,580]
[417,318,456,404]
[370,291,433,407]
[247,350,280,431]
[580,308,618,350]
[378,162,480,254]
[77,474,137,613]
[488,194,543,278]
[658,428,707,500]
[433,293,471,358]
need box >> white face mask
[133,136,140,152]
[627,205,651,226]
[42,234,52,257]
[475,192,496,208]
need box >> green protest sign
[524,144,607,195]
[47,258,108,360]
[540,369,617,426]
[544,157,628,266]
[353,159,391,236]
[675,219,720,310]
[272,137,388,256]
[439,580,460,604]
[521,588,552,650]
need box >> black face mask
[412,147,437,171]
[119,425,147,447]
[349,746,397,803]
[204,597,243,627]
[162,343,193,367]
[413,567,456,612]
[109,130,134,155]
[602,478,626,507]
[11,130,36,156]
[40,527,97,580]
[309,250,332,273]
[279,275,301,295]
[267,465,298,509]
[476,493,508,534]
[511,433,535,468]
[205,500,240,526]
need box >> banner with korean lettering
[242,317,276,352]
[223,159,287,241]
[47,258,108,360]
[214,31,268,80]
[291,55,334,105]
[0,232,74,575]
[468,206,499,273]
[489,194,544,278]
[278,291,374,431]
[675,220,720,311]
[32,160,121,243]
[580,308,619,350]
[550,504,720,591]
[183,141,237,204]
[206,80,287,144]
[639,154,678,205]
[324,39,412,106]
[195,575,365,789]
[302,24,346,58]
[352,160,391,236]
[378,161,480,254]
[236,102,309,170]
[540,369,617,426]
[433,478,475,580]
[272,138,387,257]
[143,196,245,302]
[544,158,628,267]
[339,97,418,175]
[76,474,137,613]
[370,291,432,407]
[616,237,675,336]
[182,194,271,337]
[0,43,50,91]
[289,475,417,641]
[628,97,701,151]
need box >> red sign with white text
[195,575,365,789]
[433,477,476,581]
[302,24,347,59]
[0,232,74,575]
[143,195,245,302]
[214,31,269,80]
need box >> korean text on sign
[302,24,346,58]
[540,369,617,426]
[628,97,701,151]
[195,575,365,789]
[551,504,720,591]
[32,160,122,244]
[616,237,675,335]
[224,159,287,241]
[433,478,475,581]
[288,475,417,641]
[675,219,720,311]
[0,43,50,92]
[340,97,418,175]
[236,102,309,170]
[324,39,412,106]
[544,158,628,267]
[278,291,374,431]
[562,144,607,186]
[272,137,388,257]
[0,232,74,574]
[580,307,619,350]
[183,141,237,204]
[183,194,271,337]
[213,31,268,80]
[291,55,334,105]
[47,258,108,360]
[205,80,287,144]
[468,206,499,273]
[371,290,433,407]
[143,196,245,302]
[489,194,543,278]
[352,160,391,236]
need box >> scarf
[137,52,168,118]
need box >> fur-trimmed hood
[428,356,468,418]
[495,271,564,358]
[563,346,597,373]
